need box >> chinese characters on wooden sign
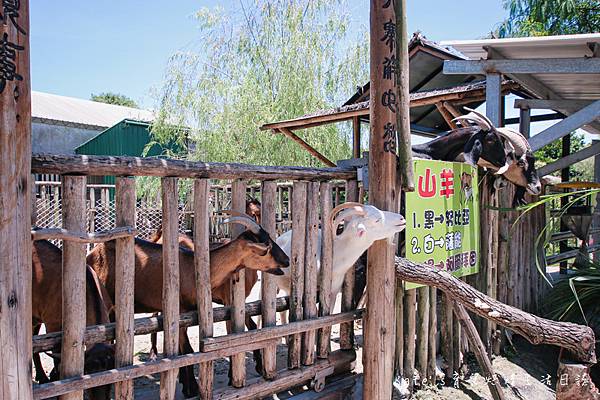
[405,159,480,289]
[1,0,26,94]
[379,0,398,154]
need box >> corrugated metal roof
[440,34,600,101]
[32,91,154,130]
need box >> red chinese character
[418,168,436,198]
[440,169,454,198]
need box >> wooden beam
[317,182,334,359]
[352,117,361,159]
[514,99,596,111]
[435,103,458,129]
[0,1,34,398]
[114,177,136,399]
[486,72,502,127]
[519,108,531,139]
[276,128,336,167]
[444,57,600,75]
[302,182,320,366]
[529,100,600,151]
[538,141,600,176]
[31,226,136,242]
[60,176,87,400]
[486,47,600,136]
[504,112,562,125]
[364,0,399,398]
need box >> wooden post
[364,0,401,397]
[0,1,33,397]
[289,181,307,369]
[593,140,600,263]
[394,280,404,377]
[440,292,454,380]
[194,179,214,399]
[317,182,334,359]
[114,177,136,400]
[260,181,278,379]
[403,289,416,391]
[230,179,247,387]
[302,182,320,365]
[353,116,362,159]
[452,303,462,374]
[560,134,571,274]
[160,177,180,399]
[427,287,437,382]
[416,286,429,383]
[60,176,87,400]
[340,180,358,350]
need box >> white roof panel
[32,91,154,129]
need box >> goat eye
[336,222,345,235]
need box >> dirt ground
[35,277,593,399]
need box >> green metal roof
[75,119,178,157]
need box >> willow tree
[151,0,368,167]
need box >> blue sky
[30,1,507,109]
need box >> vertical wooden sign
[364,0,400,398]
[0,0,33,399]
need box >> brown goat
[32,240,114,400]
[87,213,287,398]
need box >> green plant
[90,92,138,108]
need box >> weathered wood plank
[0,2,33,398]
[230,179,247,387]
[444,57,600,75]
[403,289,417,391]
[514,99,595,111]
[486,73,502,127]
[340,180,358,350]
[194,179,214,399]
[60,176,87,400]
[31,226,136,242]
[160,177,180,399]
[260,180,278,379]
[529,100,600,151]
[289,181,307,368]
[440,292,453,380]
[416,287,429,382]
[317,182,334,359]
[427,287,437,382]
[302,182,320,365]
[114,177,136,400]
[31,154,356,181]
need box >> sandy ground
[34,275,587,399]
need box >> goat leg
[32,324,50,384]
[244,315,265,376]
[149,312,159,361]
[178,327,199,398]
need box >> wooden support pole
[560,135,571,274]
[416,286,429,383]
[340,180,358,350]
[114,177,136,400]
[352,116,362,159]
[230,179,247,387]
[452,303,462,374]
[427,287,437,382]
[194,179,214,399]
[594,140,600,263]
[302,182,320,365]
[277,128,336,167]
[160,177,180,399]
[317,182,334,359]
[260,181,278,379]
[436,103,458,129]
[394,280,404,377]
[403,289,416,391]
[60,176,87,400]
[440,292,454,380]
[289,181,307,369]
[364,1,401,398]
[0,1,33,398]
[453,304,506,400]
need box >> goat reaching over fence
[32,240,115,400]
[274,202,405,320]
[87,212,288,398]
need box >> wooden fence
[30,154,359,399]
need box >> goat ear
[247,242,270,256]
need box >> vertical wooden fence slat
[452,303,462,374]
[230,179,247,387]
[403,289,416,391]
[427,287,437,382]
[160,177,180,399]
[260,180,278,379]
[317,182,334,359]
[60,175,87,400]
[394,280,404,377]
[416,286,429,382]
[194,179,214,399]
[288,181,307,369]
[440,292,453,380]
[302,182,319,365]
[114,177,136,400]
[0,4,33,397]
[340,179,358,350]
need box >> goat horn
[451,107,493,131]
[220,211,261,234]
[330,202,366,226]
[495,127,531,157]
